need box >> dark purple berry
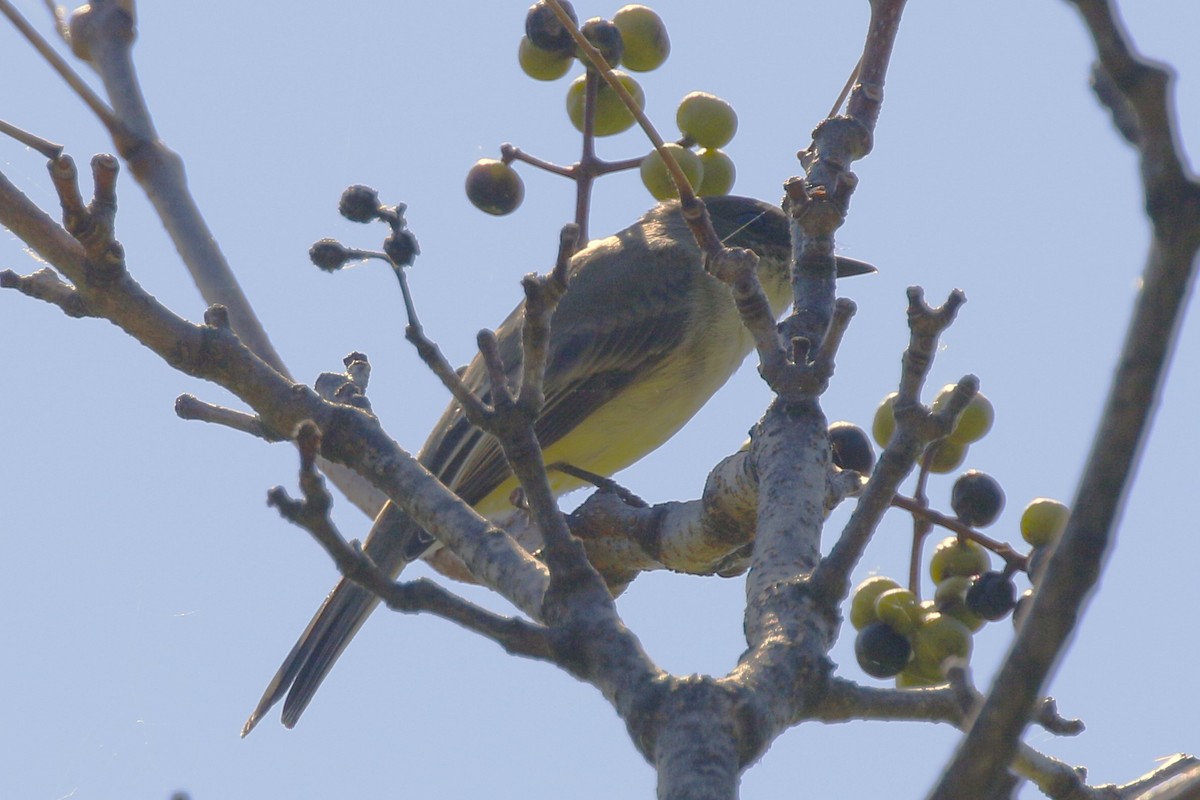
[965,571,1016,620]
[465,159,525,216]
[950,469,1005,527]
[829,421,875,475]
[1026,545,1049,584]
[525,1,577,55]
[579,17,623,66]
[855,621,912,678]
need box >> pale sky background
[2,2,1197,798]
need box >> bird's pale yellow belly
[472,306,755,517]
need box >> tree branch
[267,421,554,662]
[1,156,553,620]
[17,0,390,518]
[929,3,1200,796]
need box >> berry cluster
[873,384,995,474]
[640,93,738,200]
[466,3,741,216]
[851,543,990,686]
[843,389,1071,686]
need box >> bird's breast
[534,300,755,498]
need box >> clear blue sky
[2,2,1196,798]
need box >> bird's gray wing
[421,228,699,507]
[242,226,700,736]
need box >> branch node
[203,304,231,330]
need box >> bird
[242,194,873,735]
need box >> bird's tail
[241,504,428,736]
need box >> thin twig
[268,422,553,661]
[0,118,64,159]
[174,394,285,442]
[812,288,965,598]
[0,0,121,134]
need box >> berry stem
[893,494,1029,573]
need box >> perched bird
[242,195,873,735]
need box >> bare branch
[174,394,285,443]
[0,118,63,159]
[813,678,963,726]
[267,421,553,663]
[4,0,388,516]
[1116,754,1200,800]
[0,266,88,317]
[706,243,789,380]
[26,0,294,382]
[3,169,552,616]
[812,288,966,599]
[517,224,575,412]
[931,5,1200,794]
[0,0,121,133]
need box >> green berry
[1020,498,1070,548]
[966,571,1016,621]
[855,622,912,679]
[926,439,967,474]
[565,70,644,136]
[696,148,735,196]
[934,576,984,632]
[850,576,901,630]
[950,470,1005,527]
[519,35,572,81]
[612,5,669,72]
[896,662,946,688]
[911,612,973,676]
[872,392,898,448]
[928,535,990,584]
[829,421,875,475]
[465,159,524,216]
[676,91,738,149]
[931,384,995,445]
[874,588,922,636]
[639,143,703,201]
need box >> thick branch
[930,5,1200,796]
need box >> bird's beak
[834,256,878,278]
